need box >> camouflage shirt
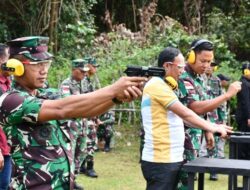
[82,76,94,93]
[178,65,208,149]
[59,76,86,141]
[203,74,224,124]
[60,76,88,95]
[179,65,208,116]
[0,82,75,190]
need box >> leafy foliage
[0,0,248,123]
[205,6,250,61]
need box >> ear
[162,62,170,69]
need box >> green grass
[76,125,241,190]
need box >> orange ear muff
[165,76,178,90]
[213,66,218,72]
[187,50,196,64]
[187,39,213,65]
[1,59,24,76]
[244,69,250,76]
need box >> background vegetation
[0,1,249,189]
[0,0,249,123]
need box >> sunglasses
[22,60,52,71]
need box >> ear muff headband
[1,59,24,76]
[187,39,213,65]
[165,76,178,90]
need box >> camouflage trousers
[85,119,98,158]
[97,124,114,140]
[200,135,221,158]
[73,122,87,173]
[177,128,202,190]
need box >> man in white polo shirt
[140,47,232,190]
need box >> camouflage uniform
[60,76,87,173]
[0,82,75,190]
[200,74,224,158]
[177,65,208,189]
[81,77,98,165]
[97,111,115,150]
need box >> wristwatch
[112,97,123,104]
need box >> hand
[113,76,147,102]
[215,124,233,138]
[0,150,4,171]
[97,119,104,125]
[247,119,250,127]
[225,81,242,99]
[205,131,215,150]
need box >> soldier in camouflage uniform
[60,59,90,190]
[0,36,146,190]
[217,74,231,158]
[97,110,115,152]
[80,56,100,177]
[200,62,226,181]
[177,39,241,189]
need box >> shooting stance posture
[139,47,232,190]
[0,36,146,190]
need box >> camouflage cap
[7,36,53,61]
[72,59,90,72]
[83,56,99,67]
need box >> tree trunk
[184,0,202,35]
[49,0,62,53]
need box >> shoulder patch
[184,81,194,90]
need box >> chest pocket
[209,80,220,97]
[30,124,61,146]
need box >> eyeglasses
[174,64,185,69]
[167,62,185,69]
[23,60,52,71]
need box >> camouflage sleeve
[0,92,43,125]
[178,79,200,106]
[60,80,71,97]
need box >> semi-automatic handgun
[124,65,165,77]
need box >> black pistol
[124,65,165,77]
[230,131,250,136]
[215,131,250,137]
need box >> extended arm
[169,101,232,137]
[39,77,145,122]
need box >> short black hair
[190,39,214,53]
[158,47,181,67]
[0,43,9,59]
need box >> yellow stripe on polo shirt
[141,77,184,163]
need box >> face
[165,53,185,80]
[87,64,97,76]
[190,50,214,74]
[20,61,51,90]
[72,68,87,81]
